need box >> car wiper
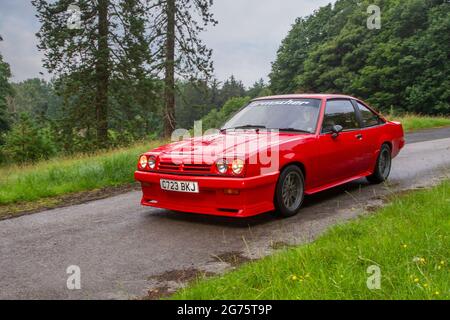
[276,128,313,134]
[222,125,267,132]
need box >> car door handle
[355,134,363,140]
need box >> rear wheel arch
[382,141,392,153]
[367,143,392,184]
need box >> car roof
[252,94,358,101]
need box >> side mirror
[331,125,343,138]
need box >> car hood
[152,131,311,162]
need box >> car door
[316,99,365,186]
[353,100,386,173]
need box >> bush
[1,113,56,163]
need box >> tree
[200,96,251,130]
[217,75,246,106]
[269,3,335,93]
[247,78,271,98]
[8,79,61,120]
[270,0,450,114]
[0,39,12,136]
[148,0,217,137]
[33,0,158,149]
[2,113,56,162]
[175,79,215,128]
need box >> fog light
[223,189,240,195]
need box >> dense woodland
[0,0,449,164]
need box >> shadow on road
[144,178,373,228]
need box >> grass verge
[391,115,450,132]
[0,141,162,211]
[173,181,450,300]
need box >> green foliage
[175,80,217,129]
[216,75,246,107]
[270,0,450,115]
[390,114,450,132]
[0,140,163,205]
[247,78,271,98]
[175,76,253,129]
[201,96,251,129]
[9,78,61,120]
[174,181,450,300]
[0,52,12,135]
[1,113,56,163]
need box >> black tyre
[274,165,305,217]
[367,144,392,184]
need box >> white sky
[0,0,334,87]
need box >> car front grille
[158,162,212,175]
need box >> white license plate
[160,179,199,193]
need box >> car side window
[356,102,381,127]
[322,100,359,133]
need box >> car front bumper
[134,171,279,217]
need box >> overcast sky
[0,0,334,87]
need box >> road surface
[0,128,449,299]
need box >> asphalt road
[0,128,449,300]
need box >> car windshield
[222,99,321,133]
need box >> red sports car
[135,94,405,218]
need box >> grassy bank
[173,181,450,300]
[391,114,450,132]
[0,141,162,206]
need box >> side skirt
[305,171,372,195]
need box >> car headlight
[216,159,228,174]
[139,155,148,170]
[231,159,245,175]
[148,156,156,169]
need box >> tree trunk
[96,0,110,148]
[163,0,176,138]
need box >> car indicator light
[223,189,240,195]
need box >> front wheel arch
[279,161,306,182]
[273,164,305,218]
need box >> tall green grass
[0,141,162,205]
[173,181,450,300]
[391,114,450,132]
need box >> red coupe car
[135,94,405,218]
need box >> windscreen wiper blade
[222,125,267,131]
[276,128,313,133]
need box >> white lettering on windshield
[250,100,312,107]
